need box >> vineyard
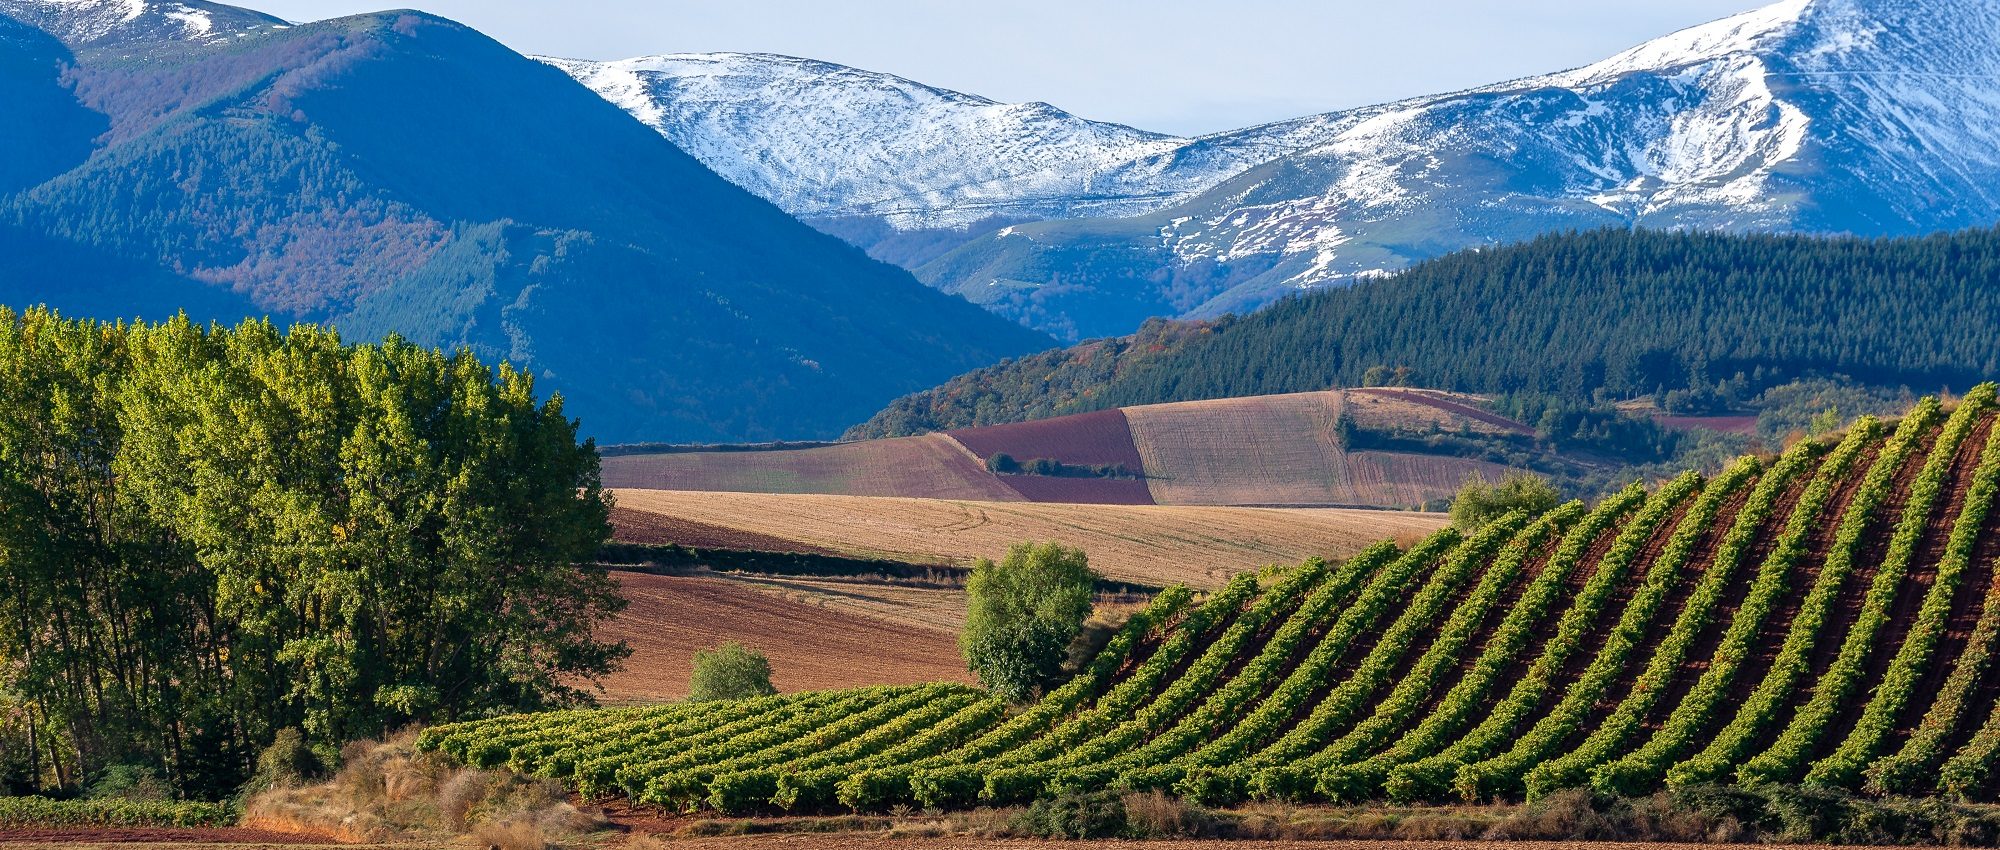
[422,388,2000,813]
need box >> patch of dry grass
[242,732,608,848]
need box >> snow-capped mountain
[0,0,284,46]
[539,53,1337,239]
[560,0,2000,341]
[1111,0,2000,306]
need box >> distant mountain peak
[0,0,286,47]
[539,51,1232,233]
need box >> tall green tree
[960,542,1098,702]
[0,308,624,799]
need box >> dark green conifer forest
[854,227,2000,438]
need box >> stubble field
[609,489,1451,588]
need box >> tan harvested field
[1125,390,1513,506]
[603,388,1544,509]
[610,489,1450,588]
[594,572,973,702]
[601,433,1021,501]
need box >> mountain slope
[539,52,1318,268]
[434,387,2000,810]
[854,227,2000,437]
[557,0,2000,341]
[0,1,1051,442]
[916,0,2000,337]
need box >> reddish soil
[1796,422,1939,727]
[0,826,333,844]
[949,408,1149,471]
[661,836,1889,850]
[1350,387,1536,436]
[1943,443,2000,755]
[1838,415,1994,747]
[1635,478,1755,731]
[610,506,841,554]
[601,434,1021,502]
[595,573,973,702]
[1704,442,1870,737]
[995,475,1155,505]
[1527,494,1686,734]
[1579,490,1706,728]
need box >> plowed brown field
[594,572,973,702]
[609,490,1450,588]
[603,389,1543,509]
[1124,390,1512,507]
[601,434,1020,501]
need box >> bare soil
[602,433,1021,501]
[663,838,1903,850]
[595,572,974,703]
[0,826,344,846]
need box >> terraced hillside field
[433,388,2000,812]
[602,388,1528,508]
[609,490,1449,588]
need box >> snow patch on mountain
[1126,0,2000,299]
[540,52,1293,230]
[0,0,282,46]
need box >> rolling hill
[854,227,2000,438]
[429,384,2000,812]
[559,0,2000,341]
[605,388,1542,508]
[0,0,1050,442]
[608,489,1449,589]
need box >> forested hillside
[0,5,1049,443]
[855,228,2000,438]
[429,386,2000,811]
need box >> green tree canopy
[961,542,1099,702]
[1450,471,1562,531]
[0,307,623,799]
[688,642,778,702]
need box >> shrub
[1013,791,1127,839]
[1450,471,1560,530]
[87,764,172,802]
[689,642,778,702]
[961,542,1098,702]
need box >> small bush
[237,728,326,800]
[689,642,777,701]
[1013,791,1127,839]
[87,764,172,802]
[1450,471,1561,530]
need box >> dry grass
[593,573,974,703]
[609,490,1450,588]
[1125,389,1512,507]
[602,434,1020,501]
[241,733,605,848]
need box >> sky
[245,0,1770,136]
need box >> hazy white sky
[246,0,1769,136]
